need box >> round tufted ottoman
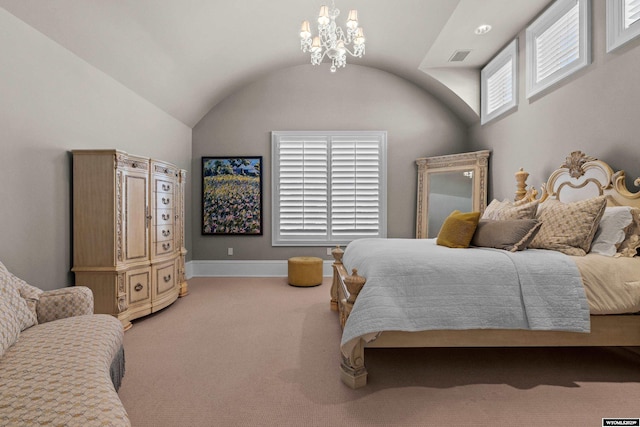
[288,256,323,287]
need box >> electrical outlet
[326,247,332,256]
[227,248,233,256]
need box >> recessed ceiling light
[474,24,492,35]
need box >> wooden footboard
[330,246,640,389]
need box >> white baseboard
[185,260,333,278]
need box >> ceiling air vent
[449,50,472,62]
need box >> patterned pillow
[529,196,607,256]
[0,262,39,330]
[0,293,21,358]
[482,199,539,221]
[617,207,640,257]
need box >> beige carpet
[118,277,640,426]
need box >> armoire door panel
[124,173,148,261]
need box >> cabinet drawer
[155,208,174,226]
[154,225,174,242]
[155,178,173,194]
[127,268,151,305]
[156,194,173,209]
[154,240,174,257]
[154,262,176,296]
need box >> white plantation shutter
[535,2,580,83]
[526,0,591,98]
[625,0,640,28]
[277,136,328,236]
[486,59,513,115]
[331,137,382,237]
[272,131,387,246]
[607,0,640,51]
[481,39,517,125]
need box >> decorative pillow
[589,206,634,256]
[617,207,640,257]
[482,199,539,221]
[0,295,21,358]
[529,196,607,256]
[0,261,39,330]
[437,210,481,248]
[471,219,542,252]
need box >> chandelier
[299,0,366,72]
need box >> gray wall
[0,9,192,290]
[192,64,468,261]
[470,0,640,200]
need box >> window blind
[535,1,580,83]
[625,0,640,28]
[330,137,382,236]
[277,137,328,236]
[272,131,387,246]
[486,58,513,115]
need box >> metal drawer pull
[162,243,171,250]
[134,283,143,292]
[162,184,171,191]
[163,274,172,283]
[162,229,171,237]
[162,197,170,205]
[162,213,170,221]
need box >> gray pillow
[471,219,542,252]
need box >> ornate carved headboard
[517,151,640,208]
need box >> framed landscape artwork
[202,156,263,235]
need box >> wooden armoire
[72,149,187,330]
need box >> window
[607,0,640,52]
[481,39,518,125]
[272,131,387,246]
[526,0,591,98]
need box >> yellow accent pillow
[436,210,481,248]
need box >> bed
[330,151,640,388]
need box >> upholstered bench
[288,256,323,287]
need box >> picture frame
[202,156,263,235]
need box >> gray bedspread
[340,238,590,356]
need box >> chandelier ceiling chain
[299,0,366,72]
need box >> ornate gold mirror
[415,150,490,238]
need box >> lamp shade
[300,20,311,39]
[311,36,322,52]
[354,27,365,45]
[318,5,330,26]
[347,10,358,29]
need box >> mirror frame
[415,150,490,238]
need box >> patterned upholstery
[0,315,129,426]
[37,286,94,324]
[0,263,38,333]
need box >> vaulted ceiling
[0,0,552,127]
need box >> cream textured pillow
[0,262,38,330]
[482,199,539,221]
[529,196,607,256]
[589,206,634,256]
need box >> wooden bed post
[340,338,367,389]
[330,246,344,312]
